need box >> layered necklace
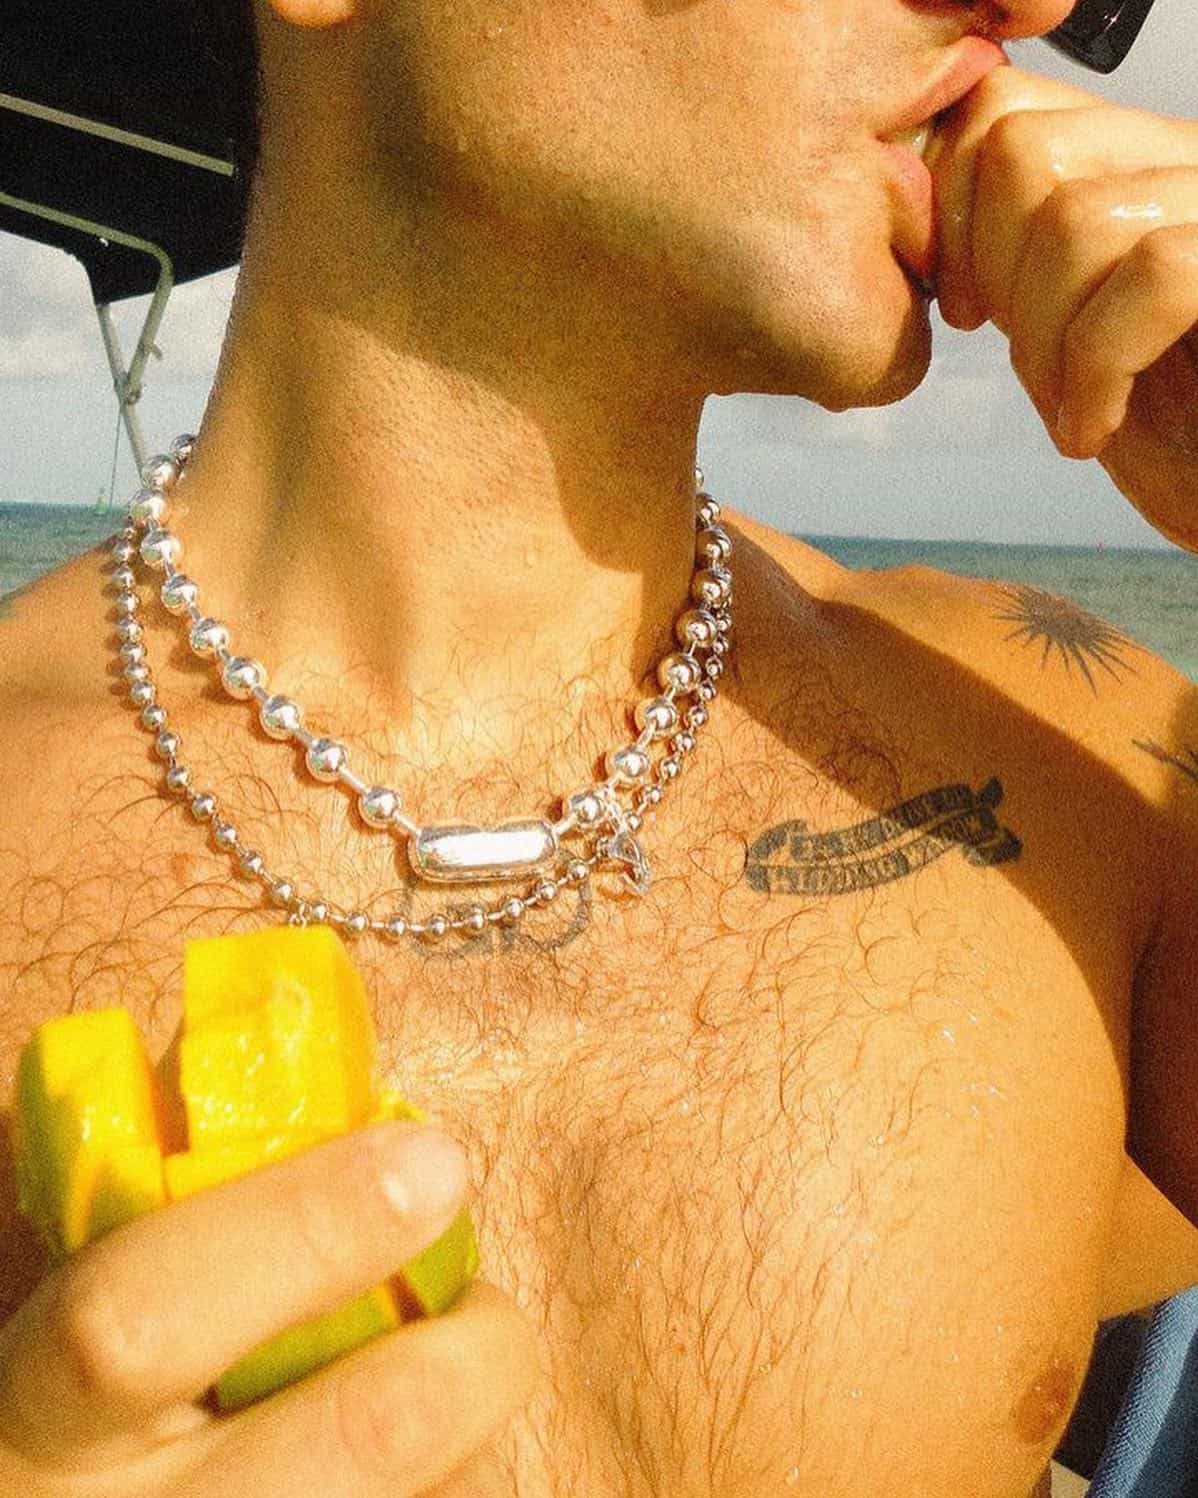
[109,435,734,943]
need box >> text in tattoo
[993,582,1141,692]
[745,777,1022,897]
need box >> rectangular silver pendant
[409,818,560,883]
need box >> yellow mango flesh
[180,926,378,1145]
[11,1006,167,1265]
[10,927,479,1413]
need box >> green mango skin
[212,1207,481,1412]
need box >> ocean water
[2,503,1195,682]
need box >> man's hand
[926,64,1198,551]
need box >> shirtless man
[1,0,1196,1493]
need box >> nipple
[1009,1352,1078,1446]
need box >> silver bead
[671,731,697,756]
[306,737,348,782]
[634,696,679,739]
[189,616,229,657]
[686,704,709,730]
[713,608,732,634]
[114,590,139,617]
[119,641,145,665]
[124,662,151,685]
[676,609,718,649]
[694,464,705,491]
[213,821,239,851]
[359,786,400,827]
[238,850,265,878]
[659,757,682,781]
[221,656,267,700]
[567,860,590,885]
[696,494,722,527]
[142,454,180,491]
[658,652,702,693]
[500,897,524,925]
[170,433,197,462]
[383,915,409,940]
[269,879,295,906]
[309,902,329,924]
[605,744,651,787]
[112,567,136,591]
[697,680,717,703]
[696,526,732,565]
[345,912,369,936]
[706,657,724,679]
[155,730,180,760]
[711,636,730,657]
[111,539,136,564]
[425,914,450,940]
[638,783,664,808]
[691,566,731,609]
[161,575,198,615]
[463,906,488,934]
[189,792,216,820]
[141,704,167,732]
[567,787,609,829]
[129,682,155,707]
[260,694,303,739]
[129,490,169,528]
[165,765,191,795]
[534,880,558,904]
[116,618,143,645]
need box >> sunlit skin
[167,0,1079,780]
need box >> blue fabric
[1087,1287,1198,1497]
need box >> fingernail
[380,1127,467,1219]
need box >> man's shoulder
[815,548,1197,782]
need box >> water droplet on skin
[871,1133,887,1146]
[575,1019,585,1039]
[968,1104,980,1118]
[939,1026,955,1043]
[786,1467,801,1486]
[758,1360,773,1375]
[631,1255,643,1272]
[849,1388,863,1399]
[680,1098,691,1115]
[948,1351,960,1363]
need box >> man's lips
[877,38,1010,289]
[880,38,1010,140]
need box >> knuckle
[332,1351,444,1482]
[1138,225,1198,278]
[1038,179,1102,241]
[978,111,1037,174]
[53,1261,153,1407]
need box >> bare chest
[0,850,1125,1498]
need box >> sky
[1,9,1195,550]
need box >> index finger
[927,63,1104,329]
[0,1121,467,1462]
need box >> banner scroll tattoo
[745,778,1023,897]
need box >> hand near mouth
[925,63,1198,553]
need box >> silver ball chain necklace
[110,435,734,944]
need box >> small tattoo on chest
[744,778,1022,897]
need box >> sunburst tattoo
[1133,739,1198,787]
[993,583,1141,693]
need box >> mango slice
[11,1006,168,1264]
[9,927,479,1413]
[180,926,378,1145]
